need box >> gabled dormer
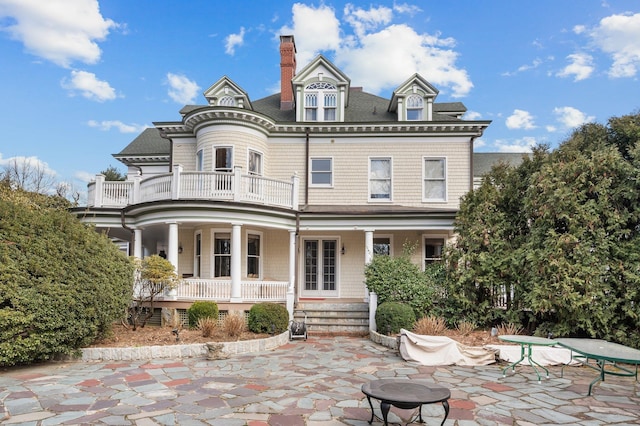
[292,55,350,122]
[203,76,252,109]
[388,74,439,121]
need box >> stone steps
[293,302,369,336]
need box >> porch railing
[173,279,288,303]
[86,166,299,210]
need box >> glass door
[302,239,338,297]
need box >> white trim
[422,156,447,202]
[299,236,341,298]
[422,234,447,271]
[213,146,234,172]
[247,148,264,176]
[194,230,202,278]
[309,156,334,188]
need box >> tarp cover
[485,344,576,366]
[399,329,498,366]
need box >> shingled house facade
[75,35,491,333]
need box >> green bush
[248,302,289,334]
[0,186,134,367]
[376,302,416,335]
[365,243,440,318]
[187,301,219,328]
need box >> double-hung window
[369,157,392,201]
[247,233,261,278]
[305,93,318,121]
[310,157,333,187]
[324,93,337,120]
[423,157,446,201]
[213,232,231,277]
[215,147,233,172]
[373,236,391,256]
[424,238,445,266]
[407,95,424,120]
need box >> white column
[286,229,296,320]
[133,229,142,259]
[364,229,375,331]
[94,174,105,207]
[172,164,182,200]
[230,223,242,302]
[167,222,179,300]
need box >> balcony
[86,166,299,210]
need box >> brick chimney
[280,35,296,110]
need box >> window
[194,232,202,277]
[215,147,233,172]
[310,157,332,186]
[247,234,261,278]
[213,232,231,277]
[369,158,391,201]
[423,158,446,201]
[424,238,445,266]
[305,93,317,121]
[373,237,391,256]
[407,95,424,120]
[219,96,235,106]
[304,239,337,293]
[304,82,337,122]
[248,150,262,176]
[196,149,204,171]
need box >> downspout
[469,136,476,191]
[120,209,135,256]
[304,127,310,206]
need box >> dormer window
[219,96,235,106]
[407,95,424,120]
[304,82,337,122]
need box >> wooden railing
[172,279,288,302]
[86,167,299,209]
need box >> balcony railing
[173,279,288,302]
[87,166,299,210]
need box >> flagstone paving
[1,337,639,425]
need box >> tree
[129,255,178,330]
[0,186,134,366]
[446,112,640,347]
[1,156,57,193]
[100,165,127,181]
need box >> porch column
[364,229,376,332]
[133,228,142,259]
[167,222,179,300]
[287,229,296,320]
[230,223,242,302]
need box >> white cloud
[556,53,594,81]
[0,154,57,176]
[573,25,586,35]
[87,120,147,133]
[279,3,341,66]
[506,109,536,130]
[225,27,246,55]
[464,111,482,120]
[166,73,200,104]
[553,106,595,129]
[278,3,472,97]
[393,3,422,15]
[0,0,117,67]
[494,137,537,153]
[588,12,640,78]
[61,70,117,102]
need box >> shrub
[222,313,246,339]
[497,322,523,336]
[413,315,448,335]
[376,302,416,335]
[247,303,289,334]
[0,186,134,367]
[197,317,218,338]
[365,243,440,318]
[187,301,219,328]
[456,320,477,336]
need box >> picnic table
[498,334,558,383]
[555,338,640,395]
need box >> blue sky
[1,1,639,193]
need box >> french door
[302,239,338,297]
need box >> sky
[1,0,639,194]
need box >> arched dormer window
[407,95,424,120]
[304,82,337,121]
[219,96,236,107]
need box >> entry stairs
[293,301,370,336]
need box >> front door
[302,239,338,297]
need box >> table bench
[361,378,450,426]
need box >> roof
[113,128,169,157]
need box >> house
[74,35,491,333]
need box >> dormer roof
[388,73,439,113]
[292,55,351,106]
[203,76,252,109]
